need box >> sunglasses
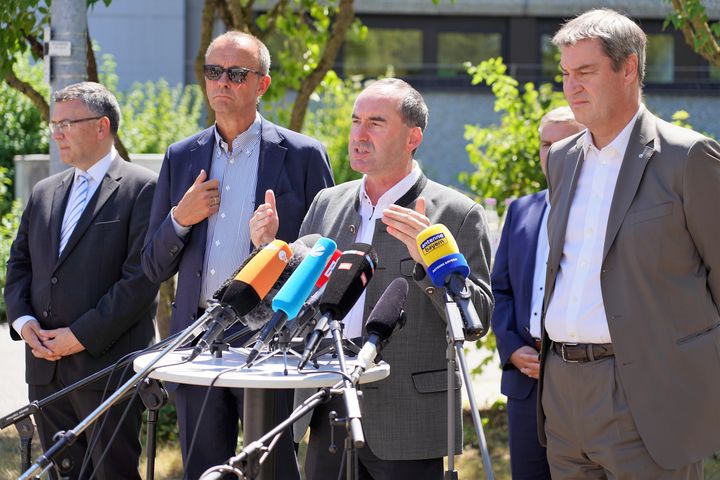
[203,64,263,84]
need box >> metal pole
[49,0,88,175]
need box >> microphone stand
[17,302,233,480]
[200,386,340,480]
[443,293,494,480]
[327,318,364,480]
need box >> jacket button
[196,271,202,278]
[51,277,58,285]
[349,225,356,234]
[42,310,49,318]
[170,246,179,255]
[425,286,435,295]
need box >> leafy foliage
[98,53,204,154]
[0,195,23,323]
[460,58,566,214]
[0,51,49,212]
[666,0,720,67]
[302,71,363,185]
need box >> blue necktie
[59,173,90,254]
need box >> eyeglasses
[203,64,263,84]
[50,116,102,134]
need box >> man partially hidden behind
[539,9,720,479]
[492,106,583,480]
[142,31,333,479]
[5,82,159,479]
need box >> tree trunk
[197,0,217,126]
[288,0,355,132]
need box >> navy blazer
[491,190,547,400]
[142,118,334,335]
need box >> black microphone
[298,243,378,369]
[350,278,408,384]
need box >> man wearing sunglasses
[142,31,333,479]
[5,82,159,479]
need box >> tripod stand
[443,293,494,480]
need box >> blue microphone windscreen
[427,252,470,287]
[272,237,337,318]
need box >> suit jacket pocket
[626,202,673,225]
[93,219,121,229]
[412,369,461,393]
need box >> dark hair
[53,82,121,135]
[367,78,428,132]
[553,8,647,87]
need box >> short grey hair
[367,78,428,132]
[206,31,271,75]
[552,8,647,87]
[53,82,121,136]
[539,106,581,133]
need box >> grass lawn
[2,404,720,479]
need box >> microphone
[246,237,338,364]
[298,243,378,369]
[283,248,342,341]
[416,224,485,340]
[186,240,292,361]
[350,278,408,384]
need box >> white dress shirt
[545,108,640,343]
[529,192,550,339]
[341,162,421,339]
[13,147,117,338]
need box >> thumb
[414,196,426,216]
[265,189,276,210]
[194,169,207,185]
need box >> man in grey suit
[254,78,493,479]
[4,82,158,479]
[539,9,720,479]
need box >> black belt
[551,341,614,363]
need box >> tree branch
[4,69,49,122]
[670,0,720,67]
[262,0,289,38]
[288,0,355,132]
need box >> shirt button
[51,277,58,285]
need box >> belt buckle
[560,342,580,363]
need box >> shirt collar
[358,160,422,211]
[580,106,641,158]
[77,146,115,184]
[213,113,262,155]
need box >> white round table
[133,347,389,480]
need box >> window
[343,28,423,77]
[645,34,674,83]
[540,33,560,80]
[437,32,501,77]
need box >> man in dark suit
[256,78,494,480]
[5,82,158,479]
[491,106,583,480]
[142,31,333,479]
[539,9,720,479]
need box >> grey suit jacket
[299,174,494,461]
[538,106,720,469]
[5,155,159,388]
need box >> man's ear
[407,126,423,153]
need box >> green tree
[0,51,49,211]
[460,57,566,213]
[667,0,720,67]
[196,0,361,132]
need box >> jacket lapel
[547,140,585,279]
[187,127,215,251]
[50,169,75,259]
[255,118,287,210]
[602,107,658,260]
[55,155,122,268]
